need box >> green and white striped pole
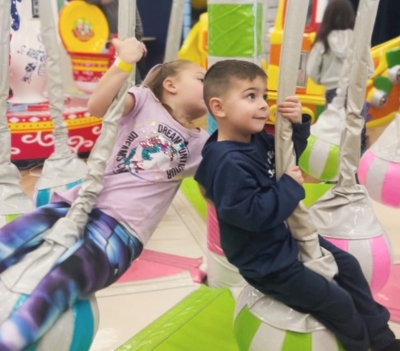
[206,0,266,287]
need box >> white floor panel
[90,286,200,351]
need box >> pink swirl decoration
[358,150,400,208]
[326,235,392,294]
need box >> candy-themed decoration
[58,1,109,54]
[234,286,344,351]
[59,0,114,95]
[358,113,400,208]
[299,131,341,182]
[310,198,393,294]
[0,0,34,229]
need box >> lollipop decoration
[358,113,400,208]
[299,129,341,182]
[58,1,113,94]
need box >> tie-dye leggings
[0,202,143,351]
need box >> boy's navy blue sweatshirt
[195,116,310,278]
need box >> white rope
[0,0,34,216]
[337,0,380,190]
[38,0,70,157]
[65,0,137,233]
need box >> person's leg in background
[325,88,338,106]
[360,102,369,154]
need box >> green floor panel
[117,286,240,351]
[180,178,207,220]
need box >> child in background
[306,0,372,154]
[0,37,208,351]
[195,59,399,351]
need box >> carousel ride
[0,0,399,350]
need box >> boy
[195,60,399,351]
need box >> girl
[0,37,208,351]
[307,0,356,102]
[306,0,372,154]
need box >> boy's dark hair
[315,0,355,52]
[203,60,267,112]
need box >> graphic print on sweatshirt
[266,150,275,178]
[113,121,190,181]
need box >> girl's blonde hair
[142,60,197,126]
[142,60,195,103]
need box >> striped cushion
[299,136,340,182]
[234,286,344,351]
[358,150,400,208]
